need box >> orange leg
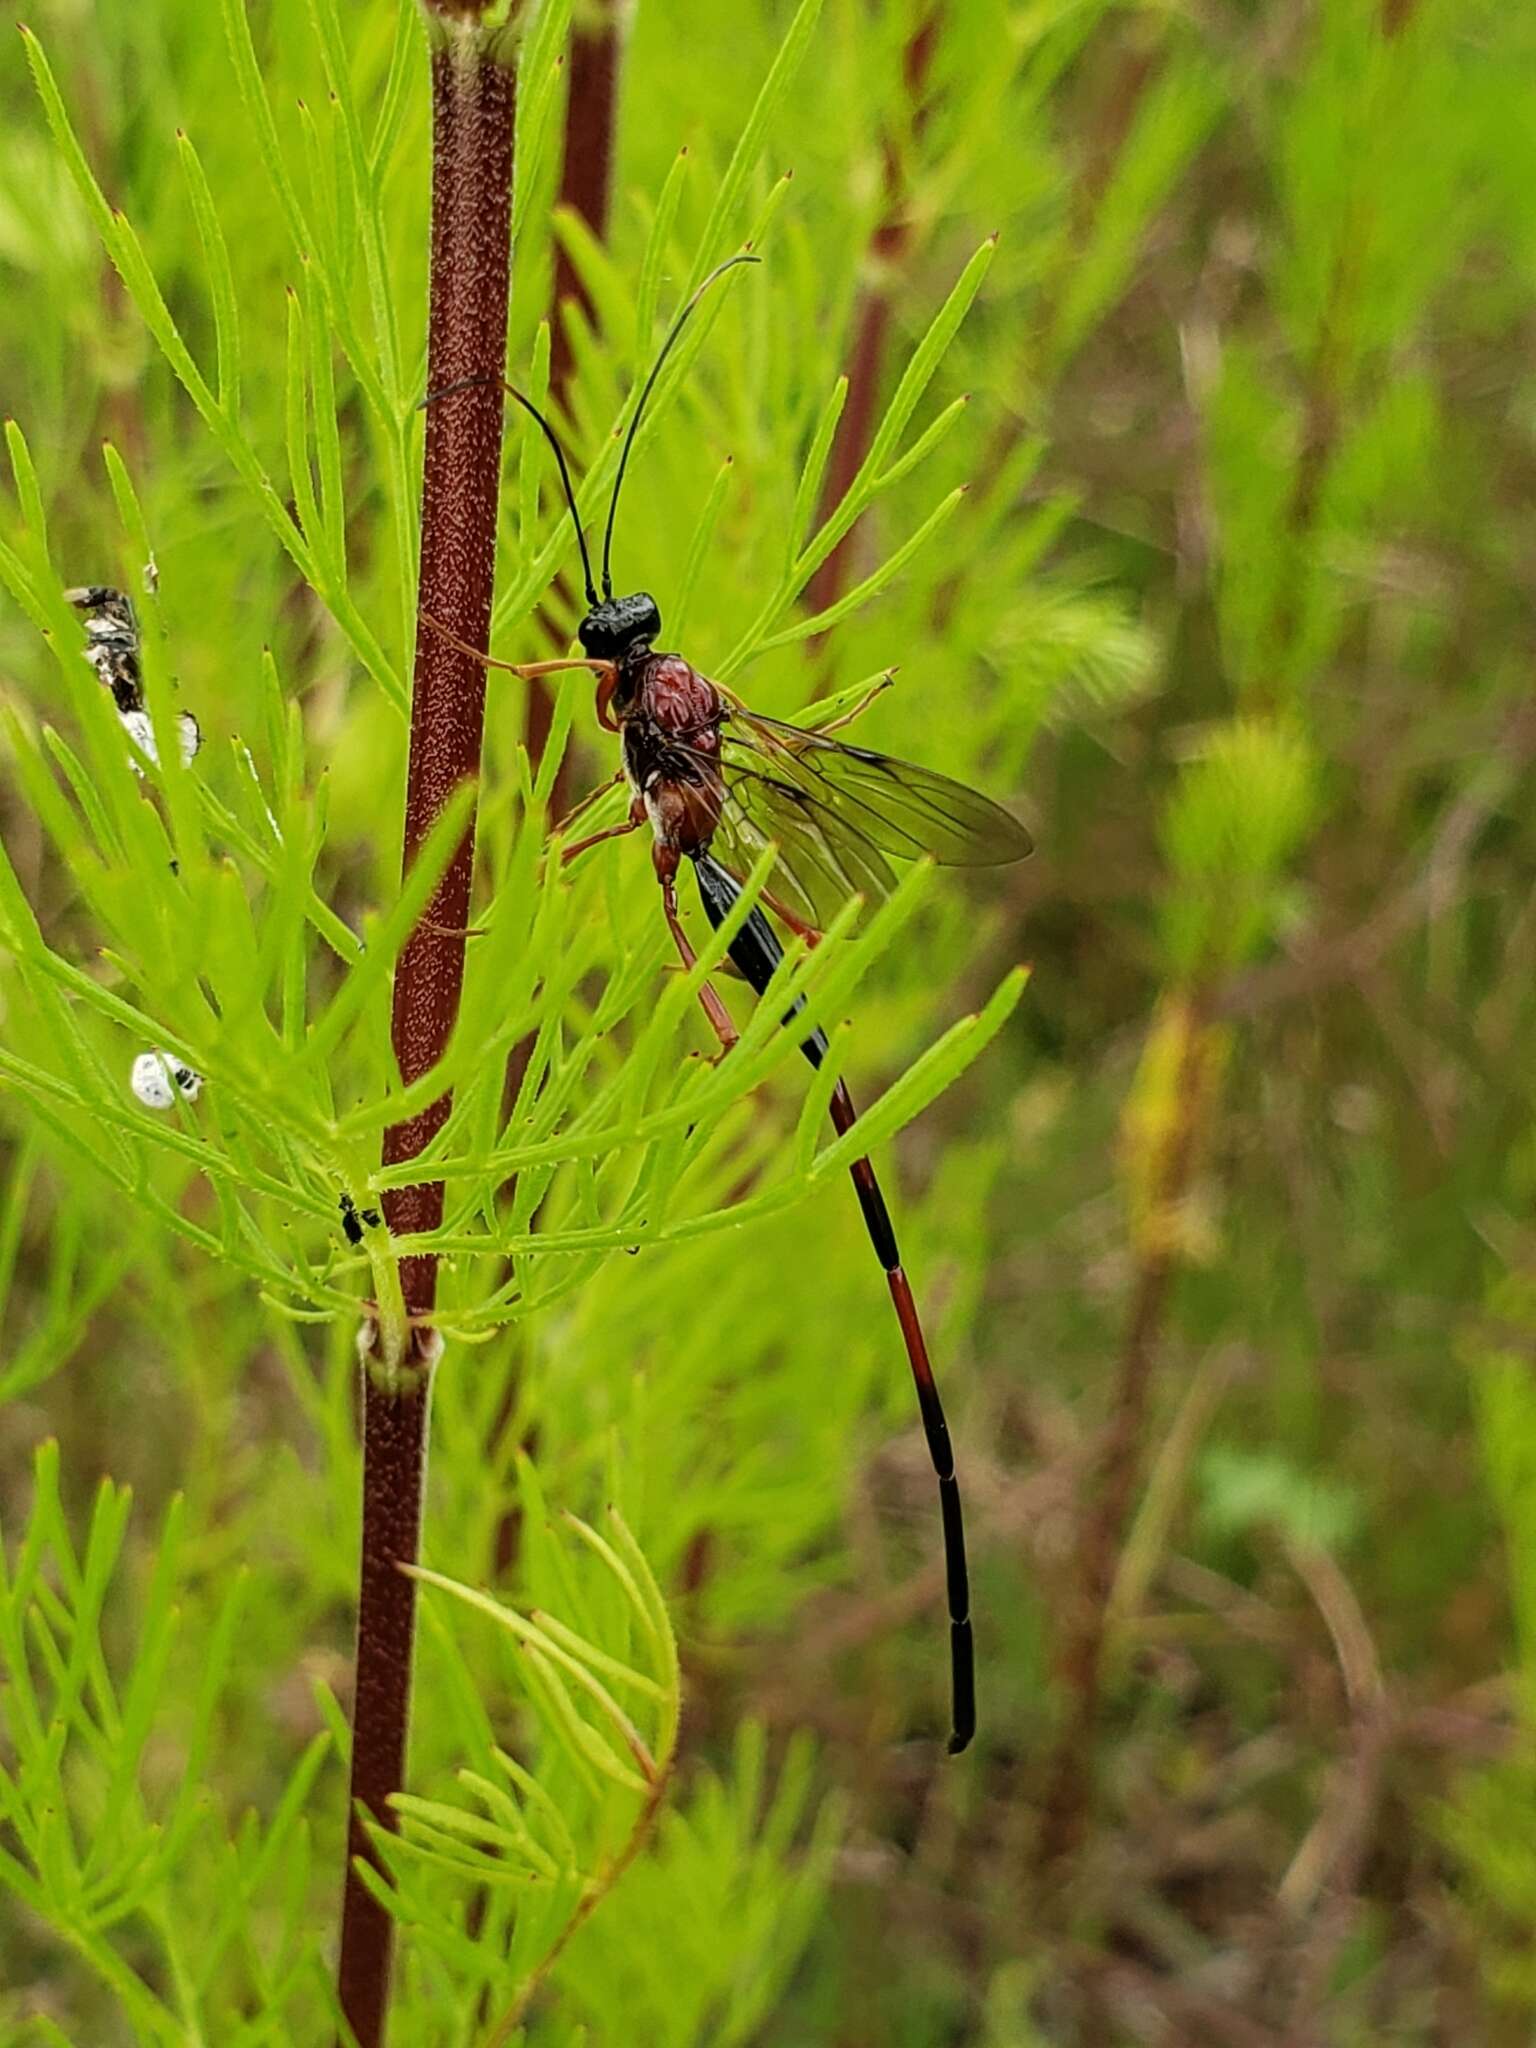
[561,813,642,866]
[419,610,613,688]
[662,876,738,1055]
[760,886,825,948]
[809,670,895,736]
[594,668,622,731]
[553,771,624,837]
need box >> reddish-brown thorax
[611,648,729,879]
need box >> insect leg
[510,657,610,680]
[595,668,622,732]
[808,670,895,736]
[661,874,739,1055]
[419,611,614,686]
[560,815,642,866]
[758,887,824,949]
[827,1078,974,1754]
[552,771,625,838]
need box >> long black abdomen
[692,851,828,1063]
[691,851,975,1753]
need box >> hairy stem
[337,15,518,2044]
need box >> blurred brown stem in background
[1039,989,1222,1865]
[801,7,937,652]
[548,1,625,401]
[526,0,627,806]
[1036,58,1365,1863]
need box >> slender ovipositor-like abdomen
[693,852,828,1062]
[691,847,974,1751]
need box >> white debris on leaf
[119,707,202,770]
[65,586,202,773]
[130,1049,204,1110]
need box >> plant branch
[337,14,518,2045]
[484,1756,675,2048]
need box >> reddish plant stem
[339,1372,434,2048]
[337,22,516,2047]
[802,10,937,634]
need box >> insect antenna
[420,373,599,608]
[600,250,760,599]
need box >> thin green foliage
[0,0,1212,2038]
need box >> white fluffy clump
[130,1049,204,1110]
[120,707,202,770]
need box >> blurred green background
[2,0,1535,2041]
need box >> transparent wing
[724,709,1033,867]
[682,703,1031,931]
[708,753,901,929]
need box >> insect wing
[707,735,901,928]
[722,706,1032,868]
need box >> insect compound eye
[577,591,662,659]
[616,591,661,646]
[130,1048,203,1110]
